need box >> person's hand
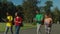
[18,22,21,23]
[16,21,18,22]
[33,18,36,21]
[14,21,18,23]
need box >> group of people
[35,11,52,34]
[4,12,23,34]
[3,10,52,34]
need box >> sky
[9,0,60,9]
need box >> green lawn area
[0,23,36,32]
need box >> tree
[7,1,16,16]
[0,1,15,18]
[0,1,23,22]
[44,0,53,14]
[52,7,60,23]
[22,0,40,23]
[15,5,24,19]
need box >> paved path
[0,24,60,34]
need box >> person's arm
[18,17,22,23]
[1,18,7,22]
[40,14,44,21]
[44,18,45,24]
[14,18,18,23]
[33,15,37,22]
[50,18,53,24]
[14,18,15,23]
[33,18,36,22]
[9,16,13,22]
[11,16,13,22]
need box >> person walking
[35,10,44,34]
[44,14,52,34]
[4,12,13,34]
[14,12,23,34]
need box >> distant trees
[44,0,53,14]
[52,7,60,23]
[0,1,23,22]
[0,0,60,23]
[22,0,40,23]
[0,1,15,18]
[0,1,23,21]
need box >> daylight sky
[9,0,60,9]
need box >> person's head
[36,10,39,14]
[15,12,18,16]
[45,15,48,18]
[15,12,20,17]
[45,13,50,18]
[45,13,51,18]
[6,12,10,16]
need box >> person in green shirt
[35,10,44,34]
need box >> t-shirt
[6,16,13,27]
[14,16,22,26]
[35,14,43,24]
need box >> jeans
[4,26,13,34]
[15,26,20,34]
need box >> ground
[0,24,60,34]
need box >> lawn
[0,23,36,32]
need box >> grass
[0,23,36,32]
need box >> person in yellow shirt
[4,12,13,34]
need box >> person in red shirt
[14,12,23,34]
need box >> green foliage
[0,1,23,18]
[44,0,53,14]
[0,1,15,18]
[45,1,53,7]
[32,22,36,25]
[22,0,40,23]
[0,23,36,32]
[0,0,60,24]
[52,7,60,23]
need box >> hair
[6,12,11,16]
[45,13,51,18]
[15,11,24,19]
[15,12,22,17]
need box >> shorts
[45,23,52,27]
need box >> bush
[32,22,36,25]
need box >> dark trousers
[4,26,13,34]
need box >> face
[45,15,48,18]
[15,12,18,16]
[6,12,9,16]
[36,11,39,14]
